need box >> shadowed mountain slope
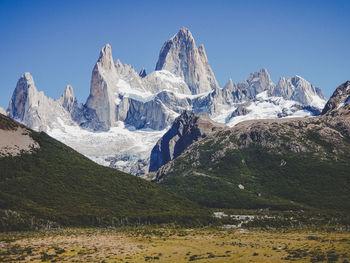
[149,81,350,211]
[0,114,209,231]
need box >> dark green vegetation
[158,119,350,212]
[0,114,210,231]
[0,113,19,130]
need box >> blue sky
[0,0,349,108]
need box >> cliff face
[149,111,225,172]
[271,75,327,109]
[57,85,77,113]
[85,44,119,129]
[322,81,350,116]
[7,72,74,132]
[156,27,220,94]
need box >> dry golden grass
[0,227,349,262]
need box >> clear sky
[0,0,349,108]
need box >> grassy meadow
[1,227,350,262]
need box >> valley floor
[1,227,350,262]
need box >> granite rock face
[208,69,275,114]
[57,85,77,113]
[271,75,326,108]
[245,68,275,96]
[143,70,191,95]
[322,81,350,116]
[85,44,119,129]
[221,78,250,103]
[124,98,176,130]
[155,27,220,94]
[149,111,225,172]
[115,59,145,93]
[8,73,74,132]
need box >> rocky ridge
[149,111,225,172]
[322,81,350,116]
[271,75,326,109]
[147,81,350,210]
[7,73,75,132]
[151,81,350,179]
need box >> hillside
[150,81,350,211]
[0,114,208,231]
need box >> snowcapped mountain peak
[270,74,326,110]
[155,27,220,95]
[291,75,308,86]
[23,72,34,83]
[57,85,77,113]
[8,73,74,132]
[246,68,274,94]
[248,68,272,83]
[273,77,294,99]
[8,72,38,120]
[322,81,350,115]
[173,26,195,43]
[115,60,137,76]
[293,75,308,81]
[4,30,330,177]
[85,44,119,129]
[114,59,146,94]
[97,43,114,70]
[115,59,122,68]
[225,78,234,88]
[63,84,74,98]
[180,26,190,33]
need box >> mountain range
[4,27,327,176]
[145,81,350,211]
[1,27,349,231]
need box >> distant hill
[0,113,208,231]
[150,81,350,211]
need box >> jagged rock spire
[139,67,147,78]
[86,44,119,129]
[271,74,326,109]
[97,43,115,70]
[58,85,77,113]
[247,68,274,94]
[8,72,37,120]
[155,27,220,95]
[7,72,74,132]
